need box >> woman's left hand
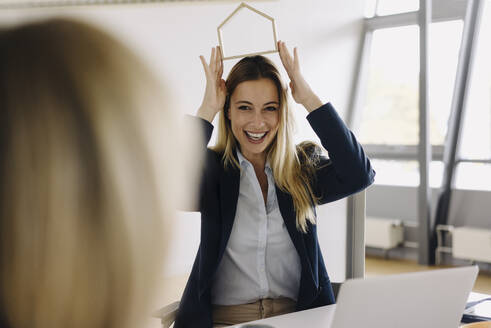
[278,41,323,112]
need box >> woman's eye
[265,106,278,111]
[238,105,251,111]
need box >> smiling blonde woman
[174,42,376,328]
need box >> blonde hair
[0,19,177,328]
[213,56,320,233]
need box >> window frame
[351,0,489,165]
[350,0,487,265]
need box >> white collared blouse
[210,150,302,305]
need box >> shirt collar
[236,148,272,172]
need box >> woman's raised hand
[277,41,323,113]
[197,46,227,123]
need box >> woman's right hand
[197,46,226,123]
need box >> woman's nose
[251,111,266,128]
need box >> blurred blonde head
[0,18,180,328]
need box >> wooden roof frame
[217,2,278,60]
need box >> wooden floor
[366,256,491,294]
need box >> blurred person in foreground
[0,18,191,328]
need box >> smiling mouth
[245,131,268,143]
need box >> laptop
[330,266,478,328]
[235,266,478,328]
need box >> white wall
[0,0,366,282]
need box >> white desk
[230,303,336,328]
[467,292,489,302]
[229,292,489,328]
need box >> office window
[456,1,491,191]
[459,2,491,161]
[371,159,443,187]
[455,163,491,191]
[359,25,420,145]
[429,20,463,145]
[359,21,463,147]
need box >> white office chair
[153,301,180,328]
[153,190,367,328]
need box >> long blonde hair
[0,19,178,328]
[213,56,320,233]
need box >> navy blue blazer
[174,103,375,328]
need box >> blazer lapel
[199,162,240,296]
[219,165,240,252]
